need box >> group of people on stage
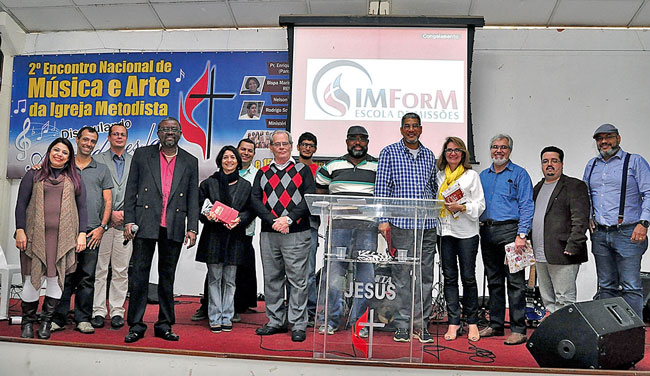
[14,114,650,347]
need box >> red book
[210,200,239,224]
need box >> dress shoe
[124,331,143,343]
[291,330,306,342]
[255,325,288,336]
[478,326,504,337]
[154,328,179,341]
[111,316,125,329]
[504,332,527,345]
[91,315,105,328]
[191,308,208,321]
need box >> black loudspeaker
[526,297,645,370]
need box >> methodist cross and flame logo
[178,61,235,159]
[311,60,372,117]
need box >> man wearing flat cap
[314,125,378,336]
[583,123,650,316]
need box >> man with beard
[52,126,113,335]
[532,146,590,313]
[123,117,199,343]
[374,113,437,343]
[479,134,533,345]
[296,132,319,324]
[583,124,650,316]
[314,125,378,336]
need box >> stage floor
[1,296,648,374]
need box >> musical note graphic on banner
[34,121,51,140]
[13,99,26,114]
[175,69,185,83]
[15,118,32,161]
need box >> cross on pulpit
[358,308,385,358]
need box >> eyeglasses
[490,145,510,150]
[111,132,127,137]
[444,148,463,154]
[542,158,561,164]
[271,142,291,147]
[595,134,617,142]
[347,135,368,142]
[158,127,180,134]
[299,143,316,149]
[401,124,421,130]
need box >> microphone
[123,224,139,245]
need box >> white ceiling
[1,0,650,33]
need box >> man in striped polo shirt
[251,130,316,342]
[315,125,378,337]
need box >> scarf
[25,173,79,290]
[217,169,238,206]
[438,164,465,218]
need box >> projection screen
[280,16,484,161]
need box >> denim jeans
[207,263,237,326]
[480,222,526,334]
[389,224,436,330]
[535,262,580,313]
[318,220,377,328]
[53,245,99,326]
[591,224,648,316]
[440,235,479,325]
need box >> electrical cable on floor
[423,340,496,364]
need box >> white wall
[2,25,650,303]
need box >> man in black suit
[123,117,199,343]
[532,146,590,313]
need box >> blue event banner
[8,51,289,179]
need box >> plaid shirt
[374,139,438,229]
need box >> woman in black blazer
[196,145,253,332]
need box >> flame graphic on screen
[322,74,349,117]
[179,62,210,158]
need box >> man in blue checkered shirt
[374,112,438,343]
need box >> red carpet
[2,296,650,371]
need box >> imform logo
[311,60,372,117]
[305,58,464,123]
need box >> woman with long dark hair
[196,145,253,333]
[15,137,87,339]
[436,137,485,342]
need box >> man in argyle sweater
[251,130,316,342]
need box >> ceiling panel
[229,1,308,27]
[390,0,471,16]
[629,1,650,26]
[0,0,73,6]
[79,4,161,30]
[550,0,644,26]
[153,2,235,28]
[2,0,650,33]
[73,0,147,4]
[471,0,557,26]
[309,0,367,16]
[10,6,92,31]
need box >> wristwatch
[286,217,293,225]
[100,223,109,231]
[518,233,527,239]
[640,220,650,229]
